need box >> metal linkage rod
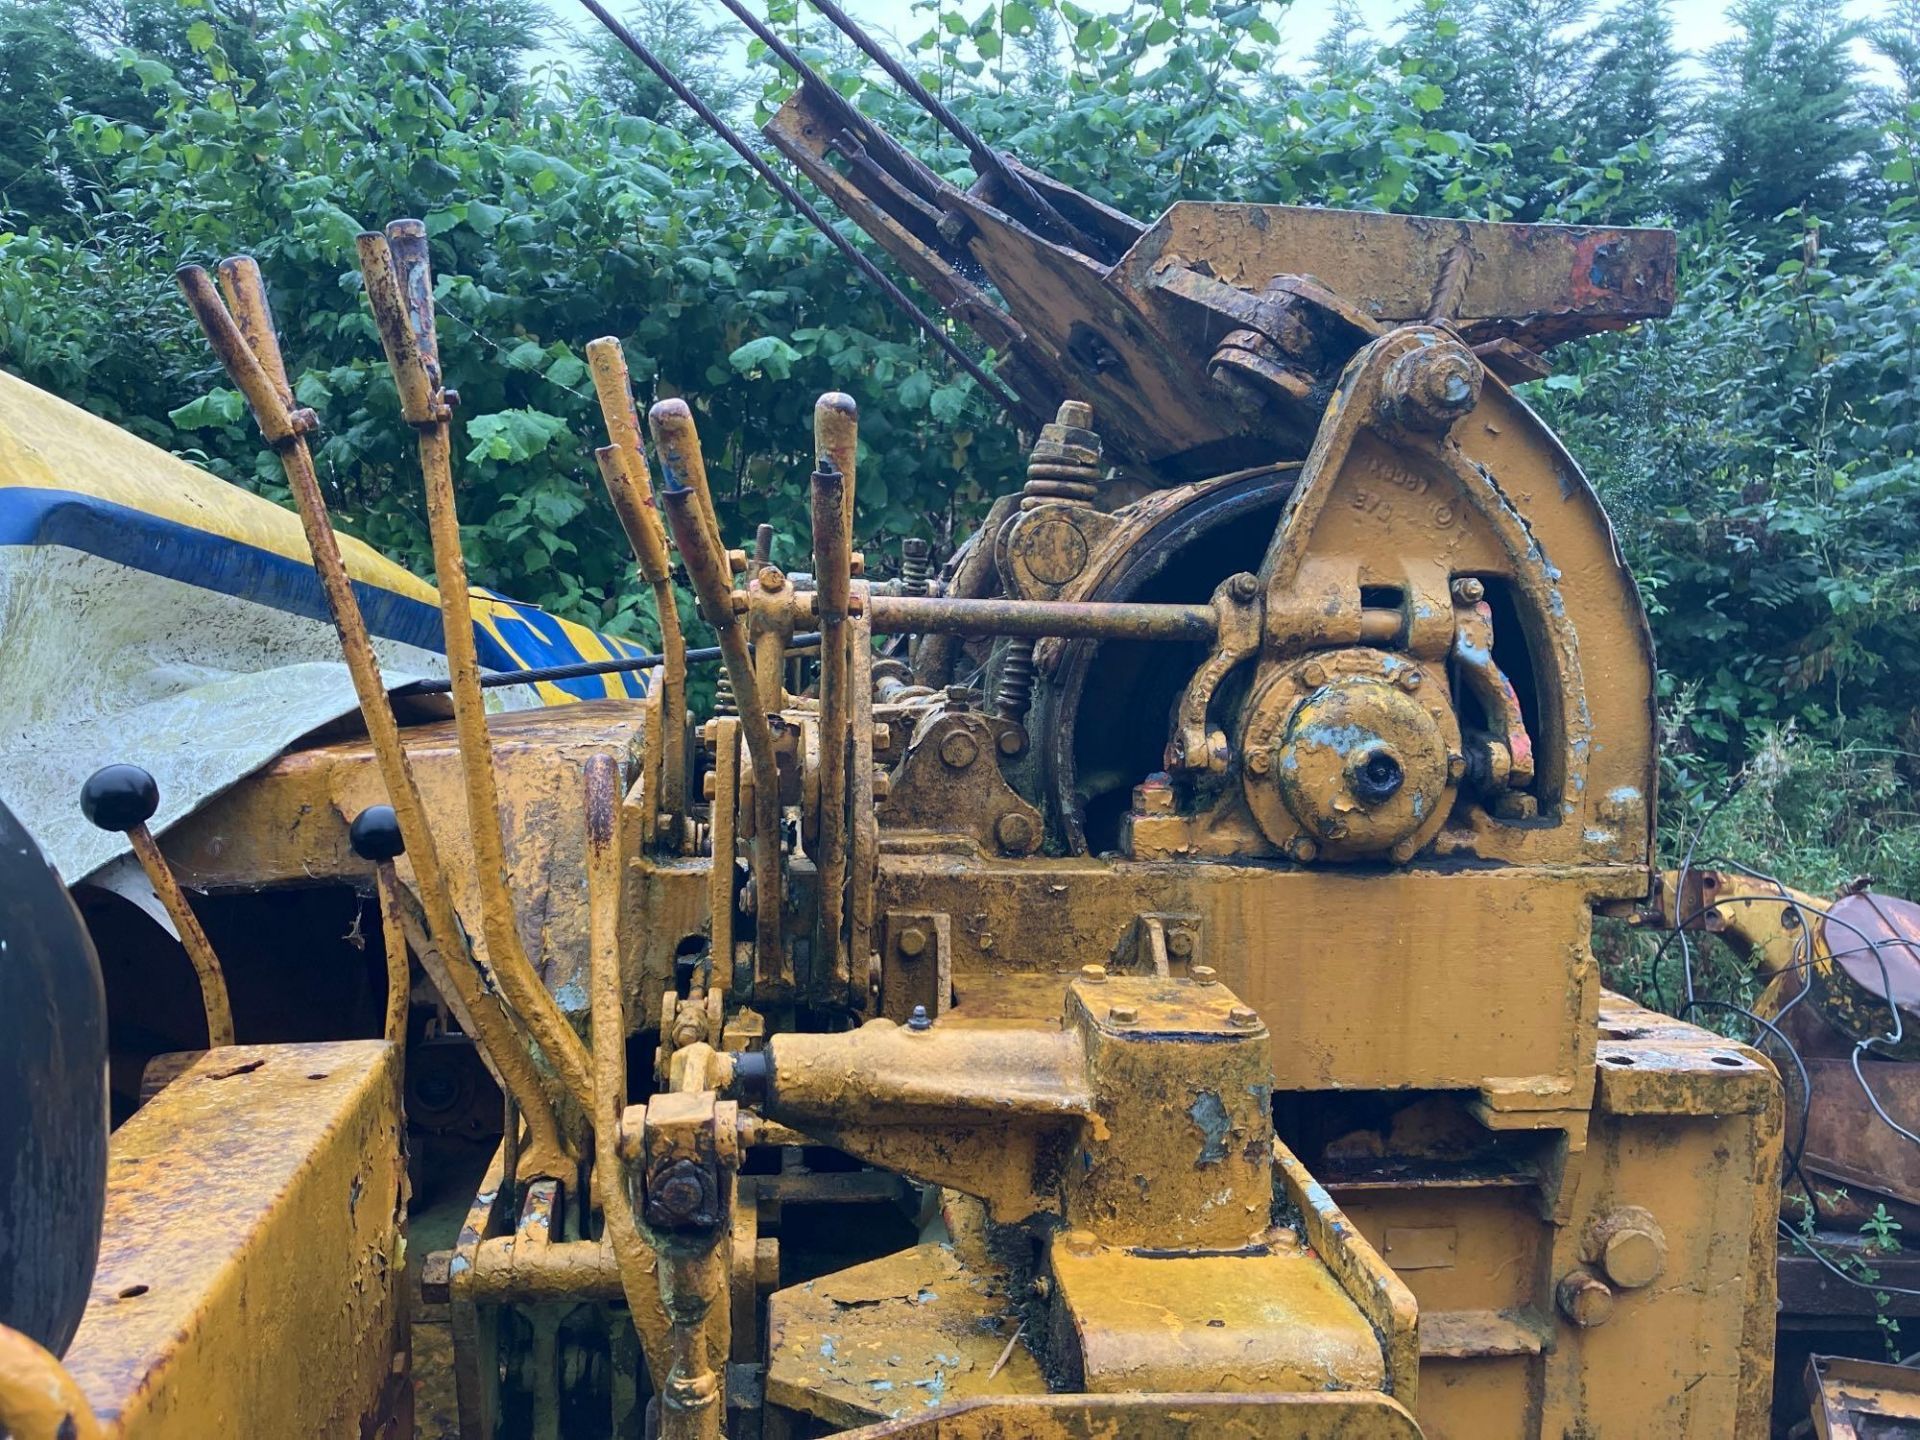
[798,0,1101,255]
[571,0,1021,412]
[396,635,826,696]
[866,594,1220,643]
[810,395,857,1003]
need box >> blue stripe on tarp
[0,486,617,684]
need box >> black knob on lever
[349,805,405,862]
[79,763,160,834]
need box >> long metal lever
[587,337,691,834]
[811,396,857,1003]
[649,400,788,992]
[177,257,577,1177]
[355,224,598,1128]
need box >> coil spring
[995,401,1103,723]
[901,537,932,597]
[713,667,737,717]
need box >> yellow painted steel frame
[58,1041,407,1438]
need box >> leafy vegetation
[4,0,1920,944]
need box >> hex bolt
[1288,836,1319,864]
[757,566,785,592]
[997,727,1028,757]
[1300,661,1328,688]
[1228,1006,1259,1028]
[1447,753,1468,781]
[1397,668,1423,691]
[1602,1228,1664,1290]
[1383,342,1483,432]
[1557,1270,1615,1328]
[906,1005,933,1032]
[1246,749,1272,775]
[1081,964,1108,984]
[1167,929,1195,959]
[1191,965,1218,986]
[1109,1004,1138,1025]
[939,730,980,770]
[1451,576,1485,605]
[646,1158,713,1229]
[897,926,930,959]
[995,812,1039,854]
[1228,572,1260,602]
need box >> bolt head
[1246,749,1271,775]
[906,1005,933,1031]
[995,811,1039,854]
[1300,661,1328,689]
[1109,1004,1138,1025]
[939,730,980,770]
[1167,929,1195,959]
[1396,668,1423,692]
[1451,576,1486,605]
[897,926,929,958]
[1557,1271,1615,1328]
[81,764,159,832]
[1228,1005,1259,1028]
[1080,964,1108,984]
[1287,836,1318,864]
[1601,1227,1665,1289]
[1384,343,1483,432]
[1228,572,1259,602]
[349,805,405,862]
[1389,838,1421,865]
[1447,753,1468,781]
[757,566,785,592]
[1190,965,1218,985]
[998,727,1027,757]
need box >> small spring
[901,537,932,597]
[713,667,737,717]
[995,640,1036,723]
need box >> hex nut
[996,811,1039,854]
[998,727,1027,756]
[1190,965,1218,985]
[1166,929,1195,959]
[897,926,929,959]
[1081,964,1108,984]
[1228,1005,1259,1028]
[1451,576,1486,605]
[939,731,980,770]
[1109,1005,1138,1025]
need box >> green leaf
[464,408,569,464]
[186,19,216,52]
[168,388,247,430]
[546,353,588,388]
[727,334,802,380]
[464,200,506,235]
[1411,83,1445,114]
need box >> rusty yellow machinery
[11,17,1910,1437]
